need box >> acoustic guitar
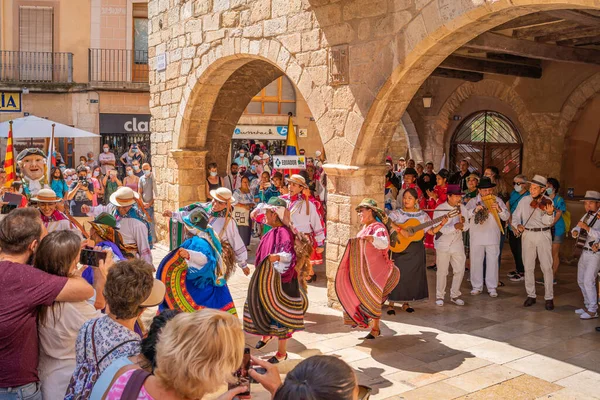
[573,211,599,257]
[389,208,461,253]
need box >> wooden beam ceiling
[431,68,483,82]
[512,21,580,39]
[557,35,600,46]
[486,53,542,67]
[491,12,562,31]
[535,26,600,43]
[544,10,600,27]
[440,55,542,79]
[465,32,600,65]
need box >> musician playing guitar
[570,190,600,320]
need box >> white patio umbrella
[0,115,99,138]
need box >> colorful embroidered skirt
[157,248,236,315]
[335,238,400,328]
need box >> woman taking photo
[36,230,111,400]
[234,176,254,247]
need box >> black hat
[403,167,417,177]
[17,148,46,162]
[477,176,497,189]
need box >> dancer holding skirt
[336,198,400,339]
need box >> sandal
[255,336,273,350]
[267,352,288,364]
[362,329,381,340]
[386,305,396,315]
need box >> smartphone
[79,248,107,268]
[228,348,251,398]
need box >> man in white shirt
[570,190,600,320]
[466,177,510,298]
[98,144,116,175]
[431,185,469,307]
[512,175,555,310]
[223,162,242,192]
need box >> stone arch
[558,72,600,136]
[402,111,423,163]
[352,0,600,167]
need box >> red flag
[4,121,16,187]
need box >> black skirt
[388,240,428,302]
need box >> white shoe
[575,308,585,315]
[580,312,599,320]
[489,290,498,298]
[451,298,465,306]
[470,289,482,296]
[436,299,444,307]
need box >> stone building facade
[148,0,600,305]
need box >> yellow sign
[0,92,21,112]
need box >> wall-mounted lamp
[422,94,433,109]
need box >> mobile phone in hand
[79,248,107,268]
[228,348,251,398]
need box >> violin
[530,195,552,210]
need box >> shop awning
[0,116,100,138]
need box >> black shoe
[545,300,555,311]
[405,307,415,313]
[362,329,381,340]
[255,337,273,350]
[386,308,396,316]
[524,297,536,307]
[595,326,600,332]
[498,281,505,287]
[427,264,437,270]
[267,353,288,364]
[507,270,519,278]
[306,274,317,283]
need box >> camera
[78,179,89,187]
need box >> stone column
[154,149,208,241]
[322,164,387,308]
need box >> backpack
[64,320,139,400]
[562,209,572,233]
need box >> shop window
[450,111,523,185]
[245,76,296,115]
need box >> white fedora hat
[210,187,237,205]
[286,174,308,188]
[109,186,140,207]
[31,188,62,203]
[581,190,600,202]
[527,174,547,188]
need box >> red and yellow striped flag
[4,121,16,187]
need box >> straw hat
[31,188,62,203]
[109,186,140,207]
[581,190,600,202]
[527,174,548,188]
[355,198,386,222]
[139,279,167,308]
[286,174,308,188]
[210,187,238,205]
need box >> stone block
[276,45,291,69]
[250,0,270,23]
[316,3,342,27]
[264,16,287,36]
[181,59,193,75]
[169,48,182,62]
[286,62,302,83]
[320,23,354,46]
[279,32,301,53]
[181,1,194,19]
[295,52,310,67]
[243,23,263,38]
[166,61,181,81]
[272,0,301,18]
[249,40,261,55]
[332,86,355,110]
[374,11,411,37]
[301,29,321,52]
[267,40,281,61]
[213,0,230,12]
[183,46,196,59]
[309,49,327,66]
[288,11,313,31]
[205,29,225,42]
[194,0,211,16]
[306,65,327,86]
[222,11,240,27]
[343,0,387,20]
[203,12,220,31]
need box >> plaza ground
[150,243,600,400]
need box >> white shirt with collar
[466,194,510,246]
[432,202,469,252]
[511,195,554,232]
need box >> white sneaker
[580,312,599,320]
[470,289,482,296]
[451,298,465,306]
[436,299,444,307]
[575,308,585,315]
[489,290,498,298]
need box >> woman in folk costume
[157,207,237,315]
[387,188,432,314]
[32,188,83,239]
[244,197,312,364]
[336,198,400,340]
[165,187,250,276]
[425,169,450,269]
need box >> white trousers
[522,230,554,300]
[577,250,600,313]
[470,244,499,291]
[436,240,466,299]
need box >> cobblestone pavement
[151,244,600,400]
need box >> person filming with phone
[66,166,94,219]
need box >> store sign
[99,113,150,134]
[156,53,167,71]
[0,92,21,112]
[273,155,306,170]
[233,125,297,140]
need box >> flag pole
[4,121,16,188]
[47,124,55,183]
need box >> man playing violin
[511,175,555,310]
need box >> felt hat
[581,190,600,202]
[447,184,462,196]
[139,279,167,308]
[109,186,140,207]
[90,212,119,230]
[17,148,46,162]
[403,167,418,177]
[286,174,308,188]
[355,198,386,222]
[527,174,548,188]
[31,188,62,203]
[467,173,480,181]
[182,208,210,231]
[477,176,497,189]
[210,187,238,205]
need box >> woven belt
[524,227,551,232]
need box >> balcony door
[132,4,148,83]
[19,6,54,81]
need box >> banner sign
[0,92,21,112]
[273,155,306,170]
[232,125,297,140]
[99,113,150,134]
[233,206,250,227]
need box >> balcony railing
[0,51,73,83]
[89,49,149,88]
